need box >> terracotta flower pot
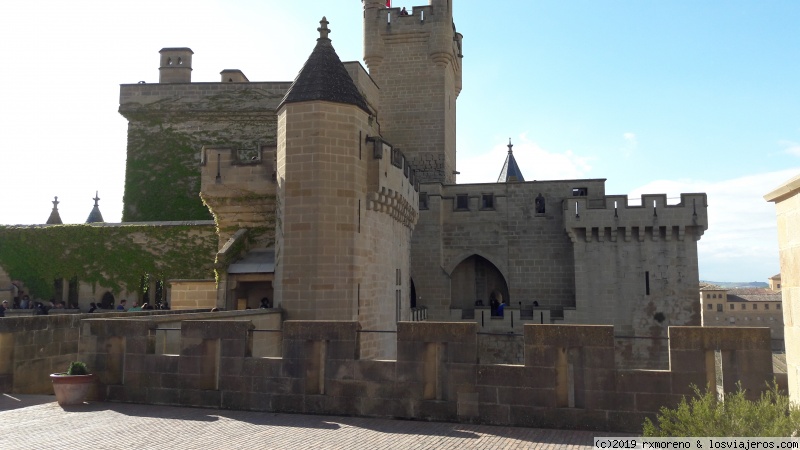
[50,373,95,406]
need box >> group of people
[1,291,69,316]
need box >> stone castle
[6,2,797,433]
[5,1,707,364]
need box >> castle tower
[363,0,463,184]
[275,18,418,358]
[275,17,375,321]
[158,48,193,83]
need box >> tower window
[481,194,494,210]
[167,57,173,65]
[178,57,183,65]
[455,194,469,211]
[572,187,588,196]
[419,193,429,210]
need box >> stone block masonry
[79,319,782,433]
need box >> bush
[643,382,800,437]
[66,361,89,376]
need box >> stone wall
[169,280,217,311]
[0,222,217,306]
[120,81,291,222]
[78,320,782,433]
[765,173,800,402]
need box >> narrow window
[765,304,769,310]
[167,57,173,65]
[419,193,429,210]
[777,303,782,310]
[645,271,650,295]
[717,304,722,312]
[753,304,757,310]
[740,304,745,310]
[178,57,183,65]
[572,187,588,196]
[481,194,494,209]
[396,269,401,286]
[358,199,361,233]
[456,194,469,210]
[729,304,734,310]
[707,303,712,310]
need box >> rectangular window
[740,304,745,310]
[777,303,782,310]
[729,304,734,310]
[455,194,469,211]
[645,271,650,295]
[764,304,769,310]
[481,194,494,210]
[572,187,588,196]
[419,193,429,210]
[752,304,757,310]
[707,303,713,310]
[716,304,722,312]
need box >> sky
[0,1,798,283]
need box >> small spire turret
[46,196,63,225]
[86,191,105,223]
[497,138,525,183]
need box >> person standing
[116,299,127,311]
[0,300,8,317]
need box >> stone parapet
[70,320,783,432]
[564,193,708,243]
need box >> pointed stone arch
[447,253,509,311]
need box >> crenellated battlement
[563,193,708,243]
[365,136,419,229]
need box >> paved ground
[0,394,628,449]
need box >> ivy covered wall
[119,83,290,222]
[0,223,217,299]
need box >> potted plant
[50,361,95,406]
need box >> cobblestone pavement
[0,394,628,449]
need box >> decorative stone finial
[318,16,331,42]
[46,195,63,225]
[93,191,100,207]
[507,138,513,154]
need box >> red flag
[386,0,391,7]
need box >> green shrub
[643,382,800,437]
[66,361,89,376]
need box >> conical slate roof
[278,17,370,114]
[497,139,525,182]
[86,191,104,223]
[46,196,63,225]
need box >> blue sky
[0,1,798,283]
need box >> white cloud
[779,140,800,157]
[621,132,637,157]
[628,169,800,282]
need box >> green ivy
[0,224,217,299]
[119,87,280,223]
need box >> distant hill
[701,281,769,289]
